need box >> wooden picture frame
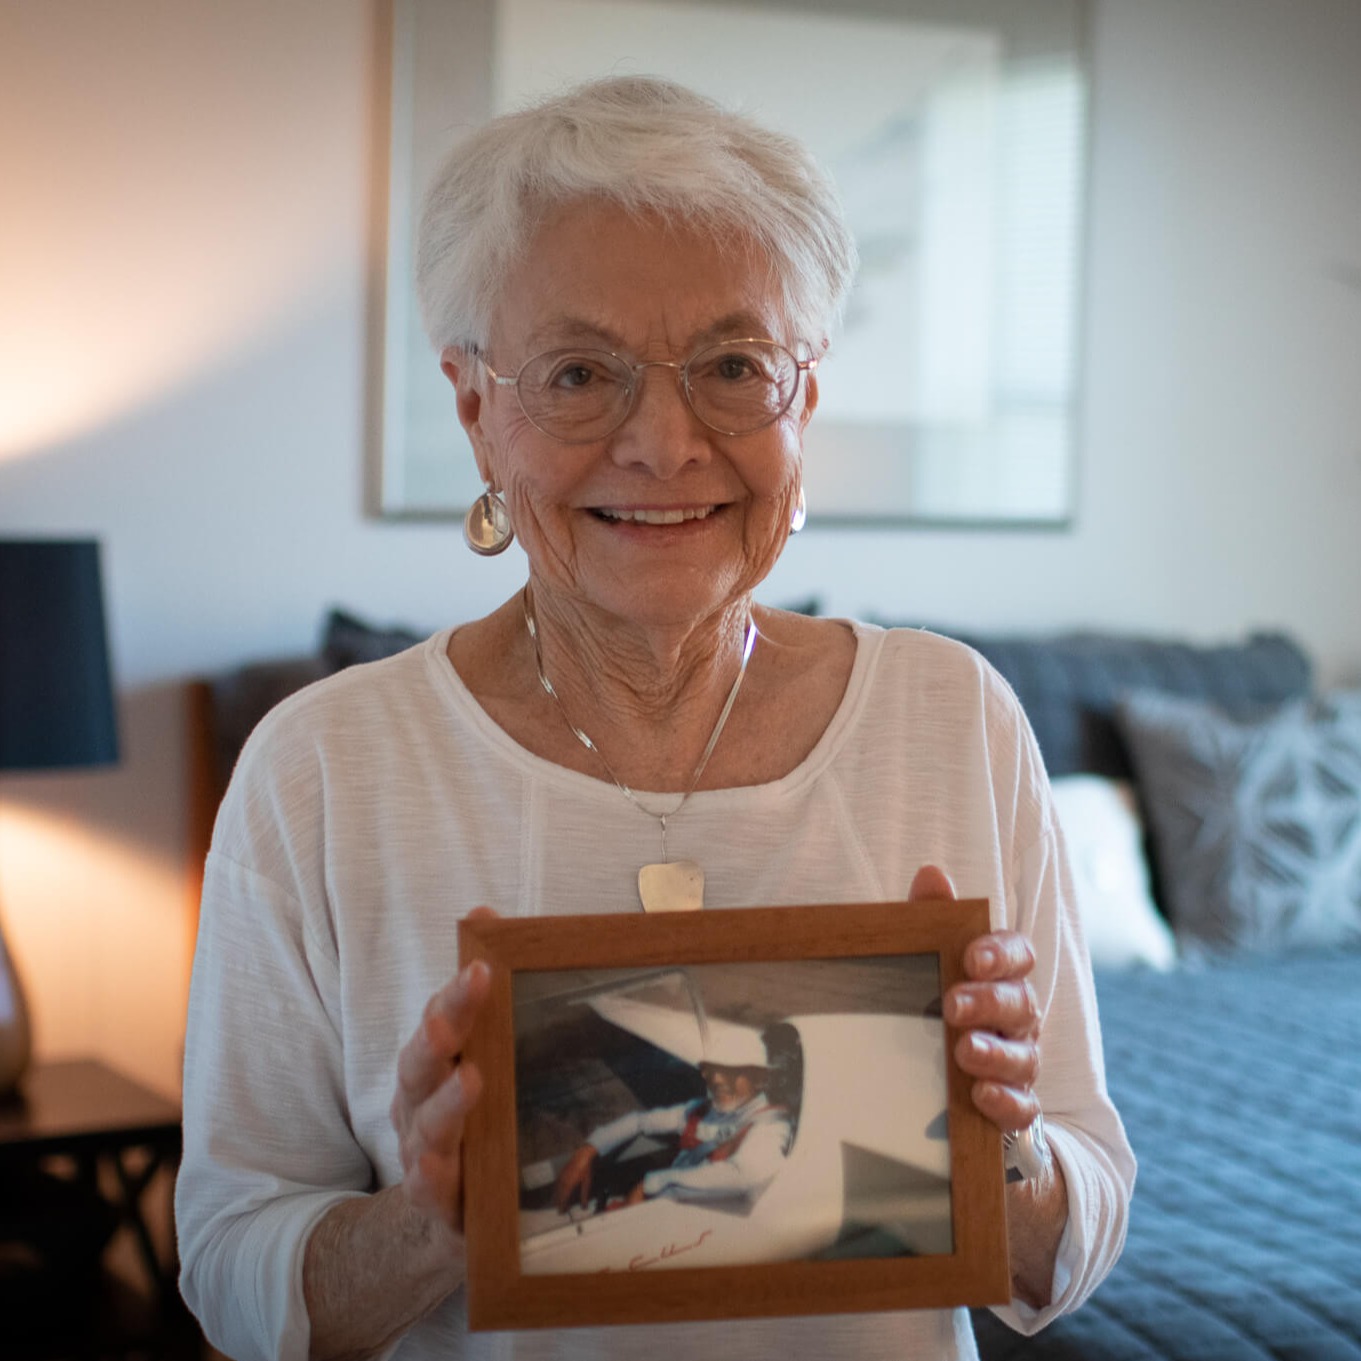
[459,898,1010,1331]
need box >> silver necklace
[521,587,757,913]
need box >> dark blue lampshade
[0,540,119,772]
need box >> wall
[1,0,1359,1098]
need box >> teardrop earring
[790,484,807,534]
[463,487,514,556]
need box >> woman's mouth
[592,506,718,525]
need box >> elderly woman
[177,76,1133,1361]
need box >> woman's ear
[799,368,819,431]
[796,339,824,432]
[440,346,495,484]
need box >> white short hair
[415,75,858,352]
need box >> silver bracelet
[1004,1109,1054,1183]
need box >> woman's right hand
[390,952,493,1232]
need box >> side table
[0,1057,196,1359]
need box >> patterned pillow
[1049,776,1177,970]
[1115,690,1361,952]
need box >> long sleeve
[176,849,374,1361]
[587,1103,691,1156]
[987,754,1136,1333]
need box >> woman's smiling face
[444,200,817,631]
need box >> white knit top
[177,621,1134,1361]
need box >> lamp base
[0,913,33,1098]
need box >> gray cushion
[1116,689,1361,952]
[873,627,1312,780]
[321,607,424,669]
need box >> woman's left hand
[908,865,1041,1136]
[908,864,1066,1309]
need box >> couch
[189,609,1361,1359]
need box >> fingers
[396,961,492,1104]
[945,977,1039,1038]
[401,1059,484,1221]
[951,1020,1043,1133]
[968,1070,1043,1132]
[554,1168,589,1215]
[552,1146,597,1214]
[944,931,1038,1036]
[963,930,1035,981]
[552,1166,578,1214]
[942,928,1043,1134]
[956,1029,1039,1089]
[552,1177,572,1215]
[411,1061,484,1156]
[391,953,495,1230]
[908,864,956,902]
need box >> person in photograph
[177,75,1135,1361]
[553,1024,793,1213]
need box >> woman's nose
[608,364,713,476]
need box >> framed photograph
[372,0,1089,528]
[458,898,1010,1331]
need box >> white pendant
[638,860,704,913]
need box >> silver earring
[463,488,514,556]
[790,485,807,534]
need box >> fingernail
[975,945,998,972]
[969,1033,995,1058]
[951,993,975,1023]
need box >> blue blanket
[974,952,1361,1360]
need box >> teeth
[598,506,715,525]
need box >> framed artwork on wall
[371,0,1089,527]
[457,897,1009,1330]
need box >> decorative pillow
[1115,690,1361,953]
[867,627,1313,780]
[321,608,424,670]
[1049,776,1177,970]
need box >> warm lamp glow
[0,204,347,462]
[0,799,190,1095]
[0,1,355,461]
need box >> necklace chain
[521,586,757,860]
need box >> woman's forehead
[511,307,780,356]
[488,201,787,352]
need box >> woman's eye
[715,355,757,381]
[553,364,596,389]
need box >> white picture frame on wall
[370,0,1089,526]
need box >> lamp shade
[0,540,119,772]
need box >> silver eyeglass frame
[475,339,819,443]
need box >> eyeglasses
[477,338,817,444]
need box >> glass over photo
[512,955,953,1276]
